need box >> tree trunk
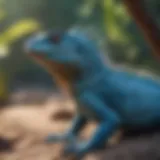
[122,0,160,58]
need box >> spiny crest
[68,30,100,54]
[68,30,94,45]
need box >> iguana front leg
[45,115,87,143]
[63,92,121,158]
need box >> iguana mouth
[28,52,81,83]
[29,52,45,59]
[28,52,49,67]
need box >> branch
[122,0,160,58]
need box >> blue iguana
[24,31,160,159]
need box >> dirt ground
[0,89,159,160]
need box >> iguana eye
[49,34,61,44]
[48,31,64,44]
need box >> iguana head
[25,31,104,69]
[25,31,106,91]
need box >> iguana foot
[62,142,87,160]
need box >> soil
[0,88,159,160]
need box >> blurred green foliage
[0,0,160,101]
[0,0,41,100]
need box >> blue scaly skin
[24,31,160,158]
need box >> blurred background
[0,0,159,160]
[0,0,160,103]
